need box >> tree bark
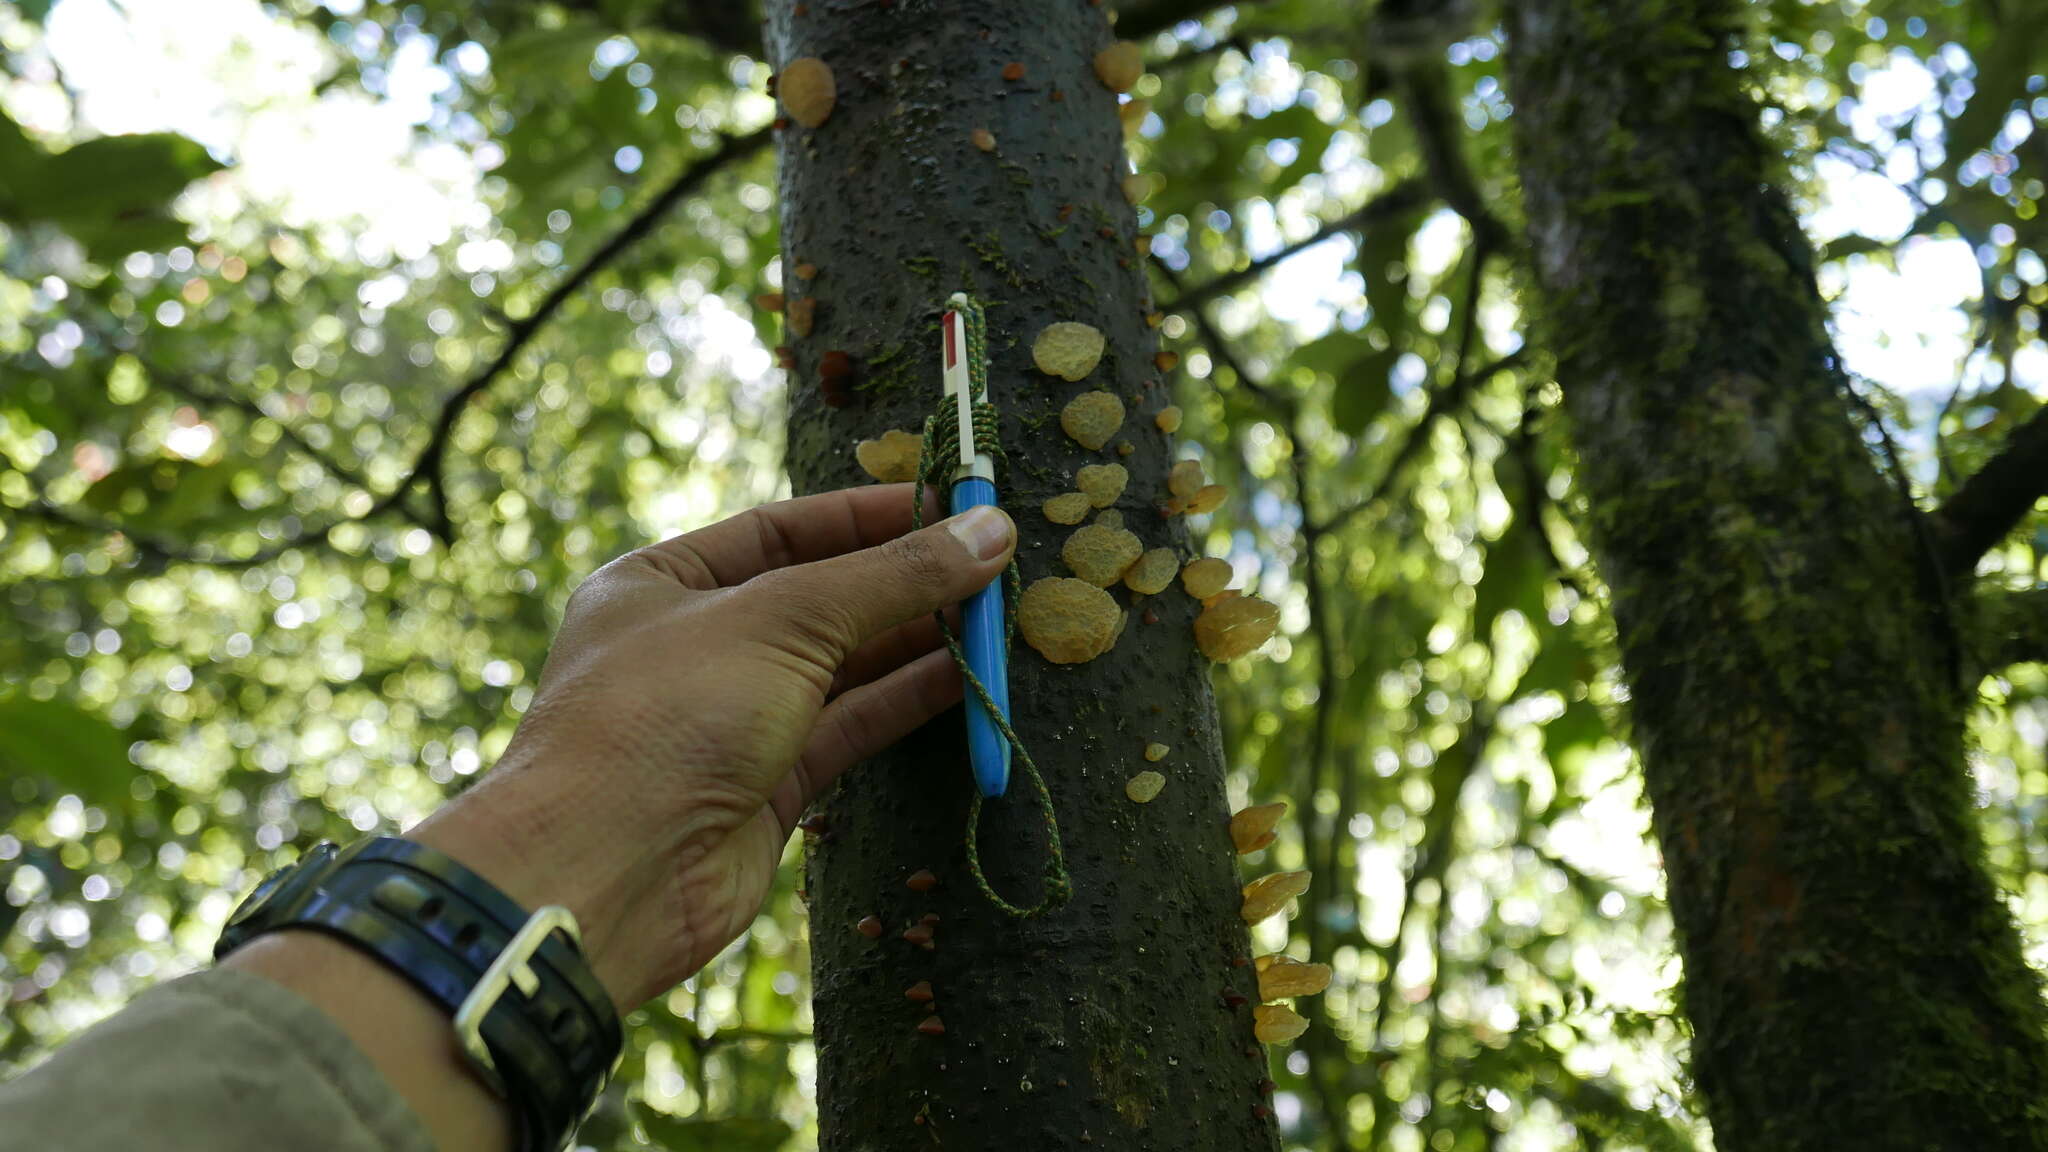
[764,4,1278,1149]
[1506,4,2048,1149]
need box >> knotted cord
[909,295,1070,918]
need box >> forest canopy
[2,0,2045,1149]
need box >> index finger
[628,484,946,589]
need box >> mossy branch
[1930,400,2048,580]
[1974,585,2048,670]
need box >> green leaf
[1542,698,1607,775]
[1356,204,1425,395]
[634,1108,791,1152]
[0,695,134,807]
[1293,330,1395,436]
[1472,521,1547,640]
[1818,233,1891,264]
[1293,330,1373,376]
[1331,348,1398,435]
[80,454,256,531]
[493,24,613,84]
[1520,623,1591,699]
[0,113,223,261]
[1944,6,2048,165]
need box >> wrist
[407,766,687,1011]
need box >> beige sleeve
[0,966,433,1152]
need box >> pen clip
[942,296,975,468]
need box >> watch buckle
[454,904,582,1091]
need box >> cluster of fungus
[1180,555,1279,661]
[1163,458,1225,517]
[1015,346,1280,665]
[1226,801,1331,1045]
[896,871,946,1035]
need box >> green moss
[967,231,1027,291]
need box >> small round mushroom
[1123,548,1177,595]
[1076,463,1128,508]
[1019,577,1123,664]
[1253,1005,1308,1045]
[1240,870,1311,925]
[1180,557,1233,599]
[1034,322,1106,381]
[1196,596,1280,662]
[1043,492,1093,525]
[1257,958,1333,1001]
[779,57,836,127]
[1125,770,1166,803]
[1230,802,1287,854]
[1093,41,1142,93]
[1062,523,1143,587]
[1060,391,1126,451]
[856,428,923,483]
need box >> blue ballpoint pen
[941,293,1012,798]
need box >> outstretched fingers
[627,485,944,590]
[774,648,963,833]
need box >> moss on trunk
[1506,3,2048,1148]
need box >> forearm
[222,931,515,1152]
[215,783,655,1152]
[0,963,434,1152]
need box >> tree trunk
[764,4,1279,1149]
[1506,4,2048,1149]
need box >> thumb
[747,505,1015,661]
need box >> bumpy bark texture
[1508,3,2048,1149]
[765,3,1279,1149]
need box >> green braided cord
[910,295,1071,918]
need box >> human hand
[409,485,1015,1010]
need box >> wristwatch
[215,837,622,1151]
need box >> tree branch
[1501,382,1585,596]
[1930,399,2048,579]
[1162,180,1429,314]
[1116,0,1271,39]
[1393,59,1511,249]
[1319,241,1509,534]
[138,361,378,494]
[1974,585,2048,670]
[19,127,770,568]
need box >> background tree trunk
[764,3,1280,1148]
[1507,3,2048,1148]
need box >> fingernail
[947,506,1013,561]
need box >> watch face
[225,841,340,931]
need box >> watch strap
[215,838,621,1152]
